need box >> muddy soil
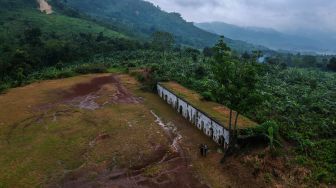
[36,75,141,112]
[60,112,208,188]
[62,75,141,110]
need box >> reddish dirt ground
[62,75,141,104]
[37,75,142,111]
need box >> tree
[203,47,214,57]
[327,57,336,71]
[9,49,33,84]
[212,37,260,147]
[0,58,8,81]
[242,51,251,60]
[23,27,42,46]
[302,55,317,67]
[151,31,175,57]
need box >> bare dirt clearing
[0,73,297,188]
[37,0,53,14]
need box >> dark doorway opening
[219,136,225,146]
[210,128,214,137]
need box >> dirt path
[37,0,52,14]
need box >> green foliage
[263,121,281,153]
[151,31,175,52]
[327,57,336,71]
[137,38,336,184]
[211,37,260,142]
[201,91,215,101]
[74,64,109,74]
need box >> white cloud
[145,0,336,33]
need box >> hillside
[0,0,125,39]
[63,0,267,52]
[0,0,136,91]
[196,22,336,54]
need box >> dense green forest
[0,0,335,185]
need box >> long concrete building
[157,83,230,149]
[157,82,257,149]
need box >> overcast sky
[145,0,336,33]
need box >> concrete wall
[157,84,230,148]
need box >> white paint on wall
[158,84,230,148]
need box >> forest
[0,0,335,185]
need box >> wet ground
[61,75,141,110]
[57,75,208,188]
[61,111,208,188]
[0,73,300,188]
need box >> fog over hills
[65,0,268,52]
[196,22,336,54]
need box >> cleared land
[160,82,257,129]
[0,74,300,187]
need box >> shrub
[136,74,145,82]
[74,64,109,74]
[56,70,76,78]
[201,91,214,101]
[0,82,10,93]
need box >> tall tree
[212,37,260,146]
[151,31,175,58]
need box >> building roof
[159,82,258,129]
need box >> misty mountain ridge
[196,21,336,54]
[64,0,268,52]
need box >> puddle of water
[150,110,182,153]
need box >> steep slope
[64,0,267,51]
[0,0,125,46]
[0,0,132,91]
[196,22,336,54]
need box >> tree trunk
[233,112,240,143]
[229,109,232,144]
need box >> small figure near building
[199,144,209,157]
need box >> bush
[74,64,109,74]
[136,74,145,82]
[56,70,76,78]
[201,91,214,101]
[0,82,10,93]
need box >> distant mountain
[196,22,336,54]
[64,0,268,52]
